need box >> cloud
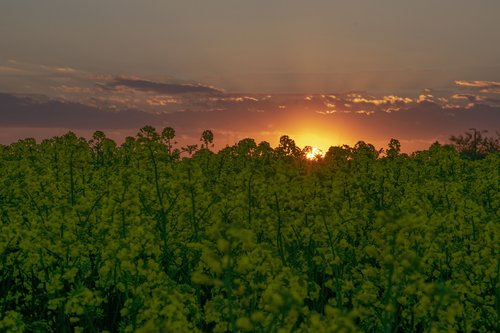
[0,60,225,113]
[106,77,223,94]
[52,85,95,94]
[146,95,182,106]
[454,80,500,88]
[0,61,83,78]
[209,96,260,103]
[451,93,482,102]
[345,94,414,113]
[455,80,500,93]
[449,94,499,107]
[0,93,158,129]
[53,67,78,74]
[1,89,500,153]
[2,71,500,151]
[0,66,29,74]
[417,94,435,103]
[350,95,413,106]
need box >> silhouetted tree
[255,141,273,159]
[277,135,301,158]
[89,130,116,166]
[352,141,380,160]
[137,125,160,143]
[386,138,401,158]
[200,130,214,150]
[449,128,499,159]
[325,145,351,165]
[182,144,198,157]
[236,138,257,157]
[161,127,179,160]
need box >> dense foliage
[0,127,499,332]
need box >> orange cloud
[146,96,182,106]
[52,85,94,94]
[417,94,435,103]
[455,80,500,88]
[351,95,413,105]
[455,80,500,93]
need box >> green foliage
[0,129,499,332]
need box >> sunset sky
[1,0,500,152]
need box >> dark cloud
[161,98,500,137]
[2,60,498,150]
[2,85,500,151]
[106,77,223,95]
[0,93,158,129]
[359,101,500,139]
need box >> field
[0,128,499,332]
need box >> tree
[277,135,301,158]
[255,141,273,159]
[200,130,214,150]
[89,130,116,166]
[325,145,351,165]
[236,138,257,157]
[137,125,160,143]
[449,128,499,159]
[161,127,178,160]
[182,144,198,157]
[352,141,380,160]
[386,138,401,158]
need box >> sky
[1,0,500,152]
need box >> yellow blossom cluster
[0,130,498,332]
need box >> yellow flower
[339,239,349,249]
[236,255,251,272]
[191,271,212,285]
[251,311,266,322]
[364,245,378,257]
[236,317,253,331]
[216,239,230,253]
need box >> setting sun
[305,146,325,160]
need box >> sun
[306,147,325,160]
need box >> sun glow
[306,147,325,160]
